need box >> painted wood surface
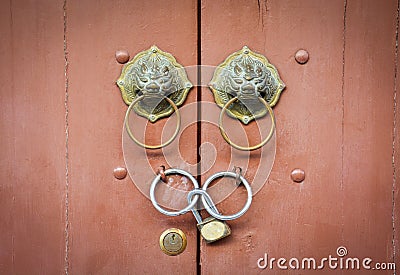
[0,0,66,273]
[66,0,198,274]
[0,0,399,274]
[201,0,399,274]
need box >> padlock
[196,215,231,243]
[188,190,231,243]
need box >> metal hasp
[209,46,285,124]
[116,45,192,122]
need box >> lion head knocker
[117,45,192,123]
[209,46,285,124]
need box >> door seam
[392,0,399,272]
[63,0,70,274]
[340,4,347,270]
[196,0,202,274]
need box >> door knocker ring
[219,96,276,151]
[125,94,181,149]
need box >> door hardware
[124,94,181,149]
[199,171,252,221]
[295,49,309,64]
[159,228,187,256]
[117,45,192,149]
[187,189,231,243]
[117,45,192,122]
[150,168,200,216]
[209,46,285,124]
[150,168,252,244]
[209,46,284,150]
[219,96,276,151]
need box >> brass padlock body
[197,217,231,243]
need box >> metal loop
[219,96,275,151]
[233,166,242,186]
[201,171,252,221]
[151,170,252,221]
[125,95,181,149]
[187,189,220,215]
[157,165,167,183]
[150,168,199,216]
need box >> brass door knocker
[117,45,192,149]
[210,46,285,151]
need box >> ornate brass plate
[117,45,192,122]
[209,46,285,124]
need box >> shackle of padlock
[116,45,193,149]
[209,46,285,151]
[187,189,231,243]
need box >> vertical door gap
[196,0,202,274]
[63,0,70,274]
[9,0,15,273]
[392,0,399,268]
[340,0,347,251]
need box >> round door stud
[113,167,127,180]
[115,50,130,64]
[159,228,187,256]
[291,168,306,183]
[295,49,309,64]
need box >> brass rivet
[113,167,127,180]
[291,168,305,183]
[295,49,309,64]
[115,50,130,64]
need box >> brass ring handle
[125,95,181,149]
[219,96,275,151]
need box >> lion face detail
[117,46,192,122]
[210,46,285,124]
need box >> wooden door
[0,0,399,274]
[200,1,399,274]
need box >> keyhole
[160,229,187,255]
[170,233,176,244]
